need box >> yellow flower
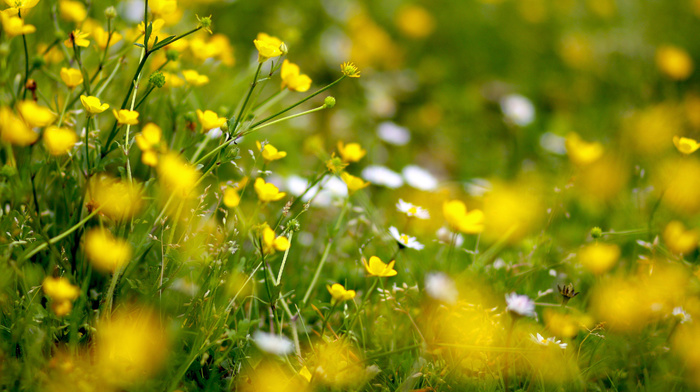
[256,141,287,162]
[261,224,290,255]
[157,152,200,197]
[17,100,56,127]
[38,42,63,63]
[42,276,80,317]
[182,69,209,86]
[363,256,397,277]
[396,5,435,39]
[65,29,90,47]
[60,67,83,88]
[80,95,109,114]
[340,172,370,194]
[254,177,286,202]
[280,60,312,92]
[43,126,77,156]
[59,0,87,23]
[673,136,700,155]
[664,221,699,255]
[656,45,694,81]
[88,175,143,220]
[163,71,184,88]
[196,109,226,132]
[0,11,35,38]
[337,141,366,162]
[443,200,485,234]
[565,132,603,165]
[254,32,284,63]
[326,283,356,303]
[325,154,348,174]
[578,243,620,275]
[0,106,38,146]
[223,187,240,207]
[3,0,40,10]
[112,109,139,125]
[135,123,162,166]
[149,0,177,16]
[340,62,361,78]
[93,26,122,49]
[84,228,132,273]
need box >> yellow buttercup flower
[341,172,370,194]
[337,141,366,163]
[0,106,38,146]
[135,123,163,166]
[43,126,77,156]
[327,283,356,303]
[254,177,286,202]
[182,69,209,86]
[60,67,83,88]
[38,42,63,63]
[88,175,143,220]
[578,242,620,275]
[93,26,122,49]
[673,136,700,155]
[80,95,109,114]
[340,62,361,78]
[656,45,694,81]
[84,228,132,273]
[0,11,35,38]
[443,200,485,234]
[280,60,312,92]
[65,29,90,47]
[325,154,348,174]
[565,132,603,165]
[396,5,435,39]
[256,141,287,162]
[223,187,240,207]
[59,0,87,23]
[196,109,226,132]
[17,100,56,127]
[149,0,177,16]
[254,32,285,63]
[157,152,200,198]
[261,224,290,255]
[664,221,699,255]
[163,71,184,88]
[363,256,397,277]
[113,109,139,125]
[42,276,80,317]
[3,0,40,10]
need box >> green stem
[231,63,263,134]
[20,28,30,99]
[242,105,327,137]
[21,208,101,261]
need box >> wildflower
[196,109,226,132]
[663,220,699,255]
[377,121,410,146]
[565,132,604,165]
[673,136,700,155]
[425,272,458,303]
[150,0,177,16]
[59,0,87,23]
[182,69,209,86]
[65,29,90,47]
[43,126,77,156]
[223,187,240,207]
[0,106,38,146]
[402,165,439,191]
[578,242,620,275]
[396,5,435,39]
[88,175,143,220]
[42,276,80,317]
[340,62,361,78]
[93,27,122,49]
[500,94,535,126]
[261,224,289,254]
[135,123,163,166]
[163,71,184,88]
[363,256,397,277]
[112,109,139,125]
[253,331,294,355]
[673,307,692,324]
[17,100,56,127]
[157,153,200,197]
[396,199,430,219]
[3,0,40,10]
[325,154,348,174]
[361,165,403,188]
[84,228,132,273]
[337,141,366,162]
[0,11,35,38]
[389,226,424,250]
[340,172,370,194]
[60,67,83,89]
[80,95,109,114]
[280,59,312,92]
[505,292,536,317]
[327,283,356,304]
[443,200,484,234]
[256,141,287,162]
[195,14,212,34]
[254,177,286,202]
[254,32,284,63]
[324,96,336,108]
[557,283,580,305]
[530,333,567,349]
[656,45,694,80]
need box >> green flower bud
[149,71,166,88]
[184,112,197,123]
[590,227,603,239]
[104,6,117,19]
[165,49,179,62]
[31,55,45,69]
[324,96,336,109]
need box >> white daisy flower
[402,165,439,191]
[252,331,294,355]
[500,94,535,127]
[673,307,692,324]
[505,292,536,317]
[362,165,404,189]
[425,272,458,304]
[396,199,430,219]
[530,333,567,349]
[436,226,464,247]
[389,226,424,250]
[377,121,411,146]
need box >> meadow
[1,0,700,391]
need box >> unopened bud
[104,6,117,19]
[324,96,336,109]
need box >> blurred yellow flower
[3,0,39,9]
[254,177,286,202]
[65,29,90,47]
[0,106,38,146]
[656,45,694,81]
[578,242,620,274]
[280,60,311,92]
[223,186,240,207]
[565,132,603,165]
[182,69,209,86]
[135,122,163,166]
[42,276,80,317]
[325,154,348,174]
[443,200,485,234]
[196,109,226,132]
[80,95,109,114]
[256,141,287,162]
[673,136,700,155]
[157,152,200,198]
[363,255,397,277]
[327,283,356,303]
[93,26,122,49]
[149,0,177,16]
[38,42,63,63]
[656,157,700,214]
[337,141,366,162]
[163,71,184,88]
[112,109,139,125]
[309,340,366,388]
[664,221,699,255]
[88,175,143,220]
[17,100,56,127]
[396,5,435,38]
[254,32,284,63]
[261,224,289,255]
[0,11,35,38]
[59,0,87,23]
[237,361,309,392]
[84,228,132,273]
[340,172,370,194]
[43,126,77,156]
[60,67,83,88]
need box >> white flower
[673,307,692,324]
[396,199,430,219]
[207,127,223,139]
[362,165,403,189]
[425,272,458,304]
[500,94,535,127]
[402,165,438,191]
[505,292,536,317]
[389,226,424,250]
[530,333,567,349]
[539,132,566,155]
[252,331,294,355]
[436,226,464,247]
[377,121,411,146]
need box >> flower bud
[31,55,45,69]
[165,49,180,62]
[590,226,603,239]
[104,6,117,19]
[324,96,336,109]
[149,71,166,88]
[279,42,288,56]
